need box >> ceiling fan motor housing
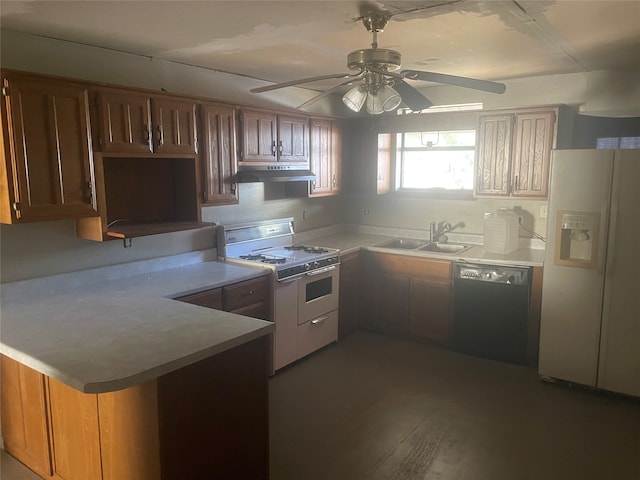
[347,48,402,72]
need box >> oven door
[297,265,340,325]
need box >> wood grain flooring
[269,331,640,480]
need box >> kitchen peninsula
[0,258,274,480]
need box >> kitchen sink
[376,238,429,249]
[418,242,472,254]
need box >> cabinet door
[309,119,332,196]
[241,110,277,162]
[362,272,409,336]
[48,378,102,480]
[338,252,360,338]
[96,88,153,153]
[409,278,452,346]
[1,75,97,222]
[475,114,513,196]
[152,97,198,154]
[0,356,53,478]
[277,114,309,163]
[201,104,238,205]
[511,111,555,198]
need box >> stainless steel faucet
[430,221,451,243]
[430,221,464,243]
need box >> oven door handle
[305,265,336,277]
[311,315,329,325]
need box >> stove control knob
[313,261,320,269]
[304,263,311,271]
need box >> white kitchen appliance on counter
[217,218,340,371]
[483,208,519,254]
[538,149,640,397]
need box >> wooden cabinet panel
[475,108,558,198]
[0,355,52,478]
[277,114,309,163]
[48,378,102,480]
[224,276,272,321]
[511,111,555,197]
[152,98,198,154]
[1,74,97,223]
[95,88,197,155]
[309,118,332,195]
[409,278,452,346]
[201,103,238,205]
[96,89,152,153]
[339,252,360,338]
[176,288,223,309]
[475,114,513,196]
[98,381,161,480]
[241,110,277,162]
[362,272,410,336]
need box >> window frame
[393,128,477,200]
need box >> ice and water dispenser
[554,211,600,268]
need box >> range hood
[235,165,316,183]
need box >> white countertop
[0,259,274,394]
[300,225,545,267]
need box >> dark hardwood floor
[269,331,640,480]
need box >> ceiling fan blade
[401,70,506,94]
[392,80,433,111]
[251,72,362,93]
[297,77,364,110]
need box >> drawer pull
[240,290,255,297]
[311,315,328,325]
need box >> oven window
[306,277,332,302]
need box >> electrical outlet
[540,205,548,218]
[302,211,308,220]
[363,208,370,216]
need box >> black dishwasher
[452,262,531,365]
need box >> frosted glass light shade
[379,85,402,111]
[342,86,367,112]
[366,92,384,115]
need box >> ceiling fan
[250,12,506,114]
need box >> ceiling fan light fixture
[379,85,402,112]
[365,91,385,115]
[342,85,367,112]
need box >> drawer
[223,276,270,312]
[297,309,338,360]
[177,288,222,309]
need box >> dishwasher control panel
[455,263,530,285]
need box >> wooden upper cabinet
[240,109,308,164]
[511,110,555,197]
[309,118,342,196]
[475,108,558,198]
[96,89,152,153]
[95,88,197,155]
[200,103,238,205]
[0,73,98,223]
[475,113,513,196]
[152,97,198,154]
[277,114,309,163]
[240,110,277,162]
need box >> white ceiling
[2,0,640,107]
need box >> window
[395,129,476,194]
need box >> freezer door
[597,149,640,397]
[538,149,614,387]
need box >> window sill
[393,188,475,200]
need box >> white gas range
[217,218,340,371]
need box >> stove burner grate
[285,245,330,254]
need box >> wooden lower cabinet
[1,336,269,480]
[338,251,361,338]
[361,252,453,346]
[0,356,52,478]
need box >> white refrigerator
[538,149,640,397]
